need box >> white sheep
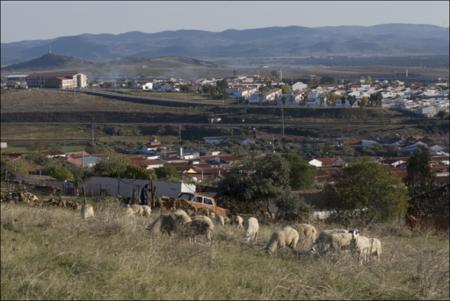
[80,204,95,219]
[266,226,300,254]
[142,205,152,216]
[312,229,353,254]
[126,204,143,216]
[216,214,225,226]
[349,229,382,264]
[294,223,318,249]
[244,217,259,242]
[172,208,192,224]
[233,215,244,229]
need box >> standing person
[140,184,149,205]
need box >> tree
[284,154,316,190]
[369,92,383,107]
[93,155,128,178]
[123,165,156,181]
[327,92,339,106]
[329,159,409,224]
[218,154,290,213]
[275,192,311,221]
[319,76,336,85]
[155,164,180,181]
[405,148,434,194]
[1,157,30,177]
[360,96,369,107]
[281,85,291,94]
[43,161,75,181]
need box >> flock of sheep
[79,203,382,265]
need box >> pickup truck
[177,192,229,216]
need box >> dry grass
[0,89,189,113]
[1,203,449,300]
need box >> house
[6,75,28,88]
[142,82,153,91]
[292,82,308,92]
[129,157,165,169]
[261,89,282,103]
[203,136,227,145]
[26,70,88,89]
[66,153,102,168]
[308,159,322,168]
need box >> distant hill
[2,53,90,72]
[2,24,448,66]
[0,54,229,80]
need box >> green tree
[369,91,383,107]
[281,85,291,94]
[123,165,156,181]
[155,164,180,181]
[93,155,128,178]
[284,154,316,190]
[43,161,75,181]
[330,159,409,224]
[360,96,369,107]
[275,192,311,221]
[405,149,434,192]
[218,154,290,213]
[1,157,30,177]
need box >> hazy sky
[1,1,449,43]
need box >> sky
[1,1,449,43]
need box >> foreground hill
[1,203,448,299]
[2,24,448,65]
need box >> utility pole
[91,122,95,146]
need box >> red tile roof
[28,70,80,79]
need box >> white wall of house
[84,177,196,198]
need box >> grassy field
[1,203,448,300]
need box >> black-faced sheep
[244,217,259,242]
[266,226,300,254]
[349,229,382,264]
[312,229,353,254]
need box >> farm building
[26,70,88,89]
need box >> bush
[329,158,409,224]
[43,161,75,181]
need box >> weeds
[1,203,448,300]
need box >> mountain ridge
[2,24,448,66]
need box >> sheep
[172,209,192,224]
[216,214,225,226]
[244,217,259,242]
[146,210,214,243]
[186,215,215,242]
[232,215,244,229]
[349,229,382,264]
[266,226,300,254]
[80,204,95,219]
[312,228,353,254]
[294,223,318,249]
[142,205,152,216]
[126,204,144,216]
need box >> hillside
[2,53,90,72]
[1,54,230,80]
[2,24,448,66]
[1,203,449,299]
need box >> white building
[292,82,308,92]
[142,82,153,91]
[308,159,322,168]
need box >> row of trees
[218,149,446,227]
